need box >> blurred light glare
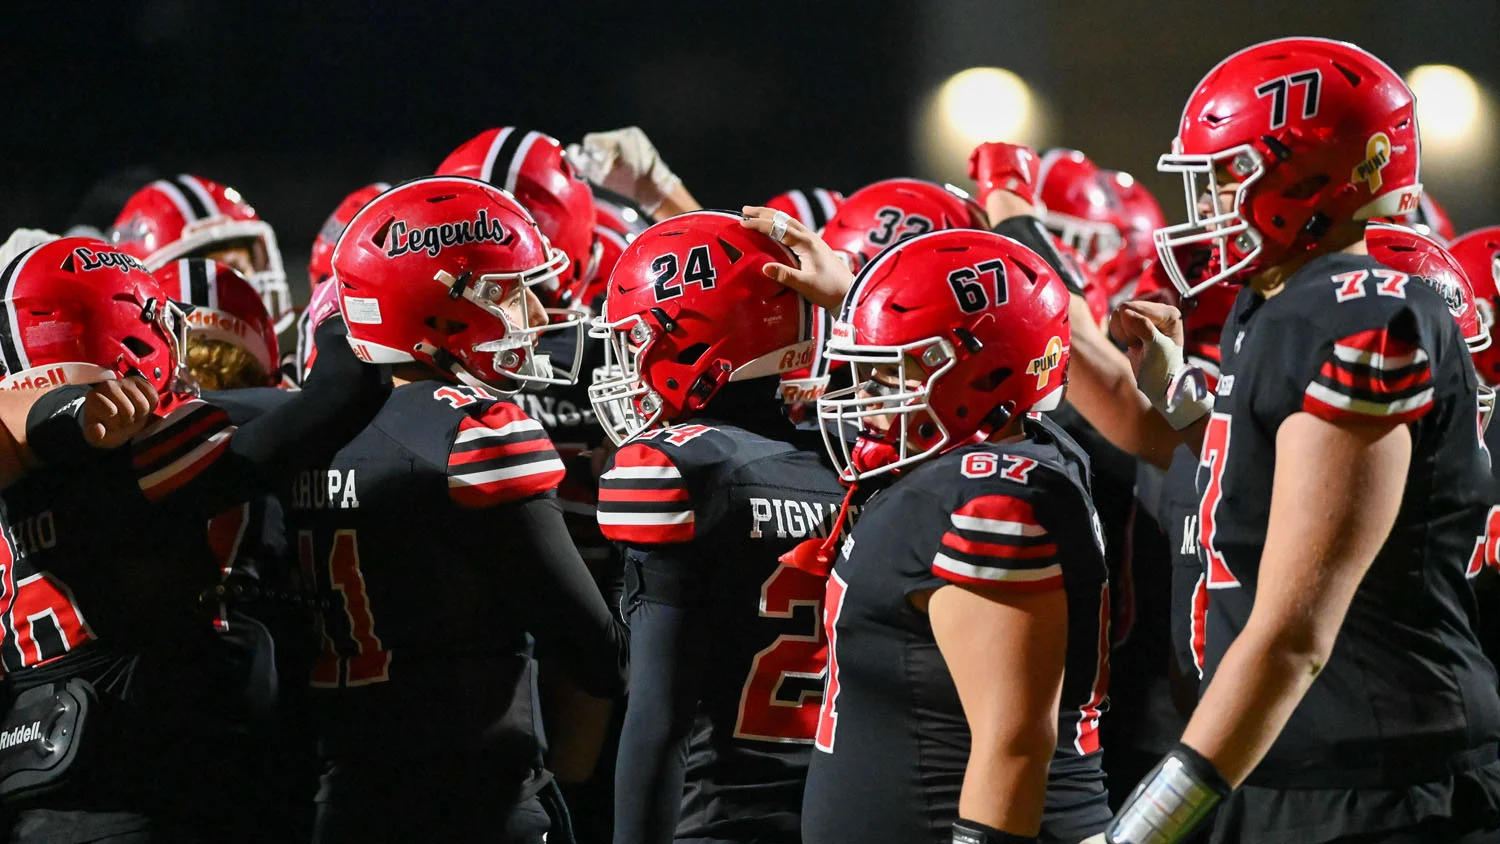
[917,67,1048,185]
[1407,64,1481,144]
[938,67,1034,142]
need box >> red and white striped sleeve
[1301,327,1434,424]
[595,443,695,545]
[131,399,238,502]
[931,494,1062,591]
[447,403,565,507]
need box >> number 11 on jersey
[300,529,391,688]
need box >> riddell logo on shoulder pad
[5,368,69,390]
[0,721,41,751]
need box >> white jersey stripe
[1304,381,1434,415]
[138,427,236,492]
[601,465,683,481]
[949,513,1048,537]
[932,554,1062,583]
[452,418,545,444]
[597,510,696,527]
[1331,343,1427,371]
[448,457,565,487]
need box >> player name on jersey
[749,497,857,540]
[290,469,360,510]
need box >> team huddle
[0,33,1497,844]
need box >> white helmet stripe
[175,175,220,220]
[479,127,516,185]
[151,180,198,224]
[0,245,40,374]
[506,131,544,195]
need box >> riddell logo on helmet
[385,211,513,259]
[1351,133,1392,193]
[5,368,69,390]
[73,247,147,275]
[186,309,250,339]
[1026,336,1064,389]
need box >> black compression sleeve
[612,586,706,844]
[23,385,92,467]
[226,316,389,471]
[992,215,1087,296]
[508,496,630,698]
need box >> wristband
[951,818,1037,844]
[24,385,93,466]
[1105,742,1230,844]
[1136,325,1213,430]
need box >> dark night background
[4,0,1498,304]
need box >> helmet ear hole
[122,336,155,358]
[676,343,710,365]
[1282,175,1330,201]
[423,316,468,337]
[970,367,1013,393]
[371,217,396,248]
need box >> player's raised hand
[968,141,1041,205]
[567,127,682,214]
[740,205,853,311]
[82,375,158,448]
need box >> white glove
[0,228,59,268]
[1136,324,1213,430]
[567,127,681,214]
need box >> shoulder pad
[131,398,237,501]
[597,441,695,545]
[447,399,564,507]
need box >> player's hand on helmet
[567,127,682,214]
[969,142,1041,206]
[82,376,158,449]
[740,206,853,311]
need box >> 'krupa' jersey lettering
[1198,252,1500,786]
[597,421,848,842]
[284,381,565,761]
[803,415,1110,844]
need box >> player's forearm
[650,182,702,221]
[1179,618,1328,787]
[958,727,1056,834]
[1066,318,1185,469]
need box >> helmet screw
[630,323,652,344]
[500,351,521,369]
[1231,153,1255,177]
[1234,233,1255,252]
[922,346,947,367]
[640,392,660,413]
[153,367,162,379]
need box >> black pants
[313,759,552,844]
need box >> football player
[1090,37,1500,843]
[155,258,281,390]
[590,211,846,844]
[0,236,385,842]
[108,174,294,334]
[781,225,1111,843]
[282,176,627,844]
[819,177,989,272]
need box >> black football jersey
[598,421,848,843]
[280,381,587,769]
[0,396,268,801]
[802,416,1110,844]
[1197,252,1500,787]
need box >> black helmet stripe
[0,246,42,376]
[174,175,215,220]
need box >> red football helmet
[436,128,600,299]
[1103,171,1168,299]
[332,176,583,395]
[589,211,814,445]
[107,174,291,333]
[308,183,390,292]
[821,179,989,272]
[0,238,188,393]
[818,229,1072,482]
[1389,192,1457,244]
[764,188,846,233]
[154,258,279,383]
[1449,227,1500,383]
[1037,149,1127,269]
[560,194,652,313]
[1156,37,1421,296]
[1366,223,1487,351]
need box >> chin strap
[780,483,860,577]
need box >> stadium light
[1407,64,1482,145]
[917,67,1047,185]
